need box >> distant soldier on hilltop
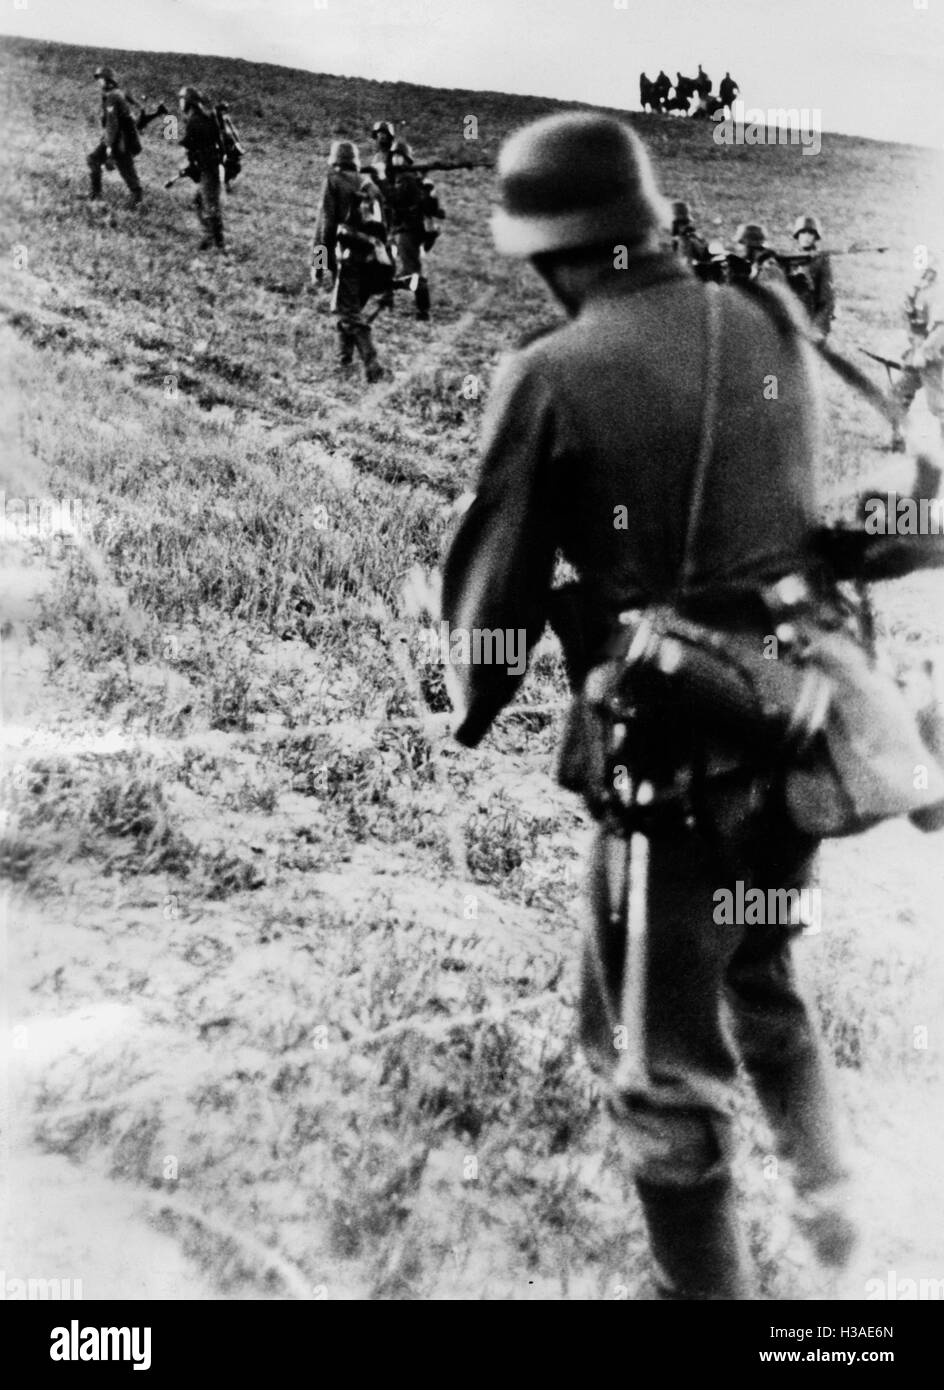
[719,71,740,114]
[86,65,143,207]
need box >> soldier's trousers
[578,773,849,1299]
[87,141,141,201]
[330,263,380,370]
[394,231,430,318]
[194,165,224,248]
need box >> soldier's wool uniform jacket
[787,251,835,336]
[442,254,822,747]
[179,104,224,171]
[101,89,138,154]
[315,167,386,276]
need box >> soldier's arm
[104,95,122,150]
[441,355,567,746]
[313,177,338,275]
[812,255,836,336]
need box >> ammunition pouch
[557,575,944,839]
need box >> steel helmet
[736,222,769,249]
[371,121,395,138]
[793,214,822,240]
[490,112,669,258]
[94,66,117,86]
[330,139,359,168]
[391,138,414,164]
[671,200,691,223]
[178,86,207,108]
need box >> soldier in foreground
[891,255,944,451]
[313,140,388,382]
[177,86,226,252]
[783,215,835,340]
[87,65,143,207]
[441,112,856,1299]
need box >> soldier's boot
[87,154,103,200]
[209,214,225,250]
[746,1056,858,1269]
[336,325,356,367]
[415,277,431,322]
[635,1174,754,1300]
[353,326,383,382]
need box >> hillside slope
[2,35,944,1302]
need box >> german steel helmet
[371,121,395,138]
[793,214,822,239]
[391,138,414,163]
[94,66,117,85]
[490,112,669,257]
[330,139,359,167]
[671,200,691,222]
[736,222,769,249]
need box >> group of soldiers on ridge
[670,202,835,338]
[86,66,447,383]
[311,121,447,382]
[87,65,242,251]
[671,200,944,447]
[85,60,942,432]
[640,65,739,118]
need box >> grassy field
[2,33,944,1301]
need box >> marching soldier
[368,120,396,190]
[653,70,672,110]
[695,63,712,97]
[313,139,387,382]
[441,112,856,1300]
[784,214,835,340]
[177,86,226,251]
[728,222,788,288]
[891,255,944,451]
[385,139,433,321]
[719,71,739,114]
[86,65,143,206]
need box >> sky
[4,0,944,147]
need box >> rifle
[397,160,492,176]
[859,347,904,395]
[776,244,889,273]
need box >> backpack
[337,175,394,293]
[216,107,244,183]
